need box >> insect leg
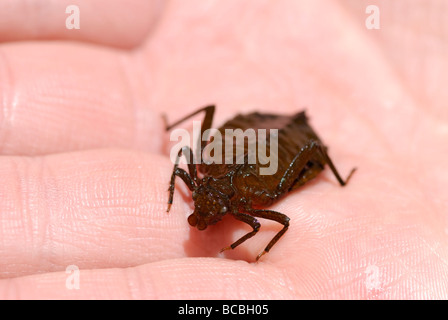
[276,140,355,194]
[276,140,321,195]
[247,209,290,261]
[220,212,261,253]
[164,105,215,157]
[317,145,356,186]
[167,146,198,212]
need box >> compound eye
[187,214,198,227]
[220,206,228,214]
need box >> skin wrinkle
[386,257,435,298]
[114,54,139,147]
[122,266,141,300]
[378,238,434,297]
[0,1,167,48]
[419,237,448,270]
[315,217,422,298]
[143,264,161,300]
[0,47,16,151]
[35,156,56,271]
[17,157,53,272]
[18,158,33,253]
[117,52,154,153]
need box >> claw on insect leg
[219,246,232,253]
[256,250,267,262]
[344,167,357,185]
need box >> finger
[0,42,163,155]
[0,0,165,48]
[0,259,296,299]
[0,149,194,278]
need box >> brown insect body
[209,112,327,203]
[166,106,355,261]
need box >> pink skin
[0,0,447,299]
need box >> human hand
[0,0,447,299]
